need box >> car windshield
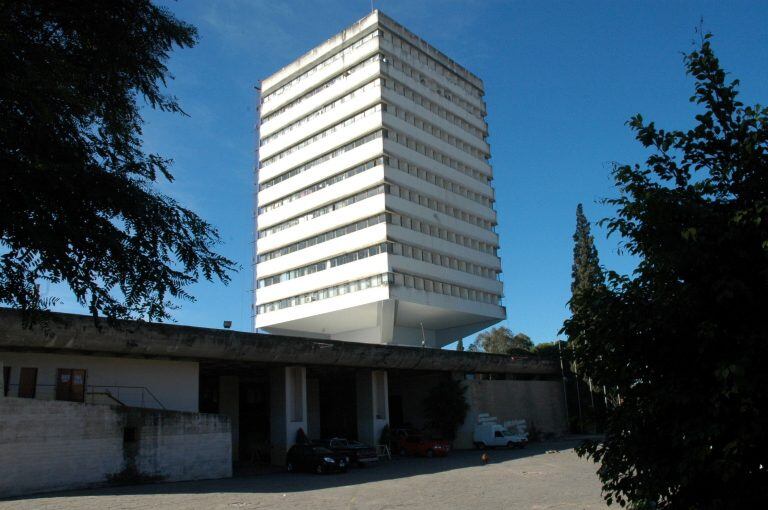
[330,439,349,447]
[311,446,333,454]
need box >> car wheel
[478,442,486,450]
[286,462,295,472]
[426,449,434,458]
[507,441,514,448]
[315,464,324,474]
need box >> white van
[473,419,528,449]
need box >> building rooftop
[261,10,483,94]
[0,309,554,375]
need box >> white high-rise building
[254,11,505,347]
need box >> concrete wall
[0,351,198,412]
[0,397,231,499]
[455,379,568,449]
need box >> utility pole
[588,377,596,433]
[558,340,570,428]
[573,362,583,432]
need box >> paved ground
[2,439,607,510]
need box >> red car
[394,429,451,457]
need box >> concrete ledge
[0,309,557,375]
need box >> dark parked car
[286,444,349,474]
[314,438,378,467]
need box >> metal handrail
[86,390,127,407]
[5,383,165,409]
[88,385,166,410]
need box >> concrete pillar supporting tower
[270,366,308,466]
[356,369,389,446]
[218,375,240,462]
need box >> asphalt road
[2,439,607,510]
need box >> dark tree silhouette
[571,204,603,307]
[422,377,469,440]
[472,326,534,354]
[0,1,235,322]
[563,34,768,509]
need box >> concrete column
[269,366,307,466]
[356,369,389,446]
[218,376,240,462]
[377,299,397,344]
[307,377,321,440]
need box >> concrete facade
[1,309,568,489]
[254,11,505,347]
[0,309,556,375]
[0,351,198,411]
[0,397,231,499]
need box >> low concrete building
[1,309,567,496]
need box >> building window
[56,369,87,403]
[18,367,37,398]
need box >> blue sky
[50,0,768,345]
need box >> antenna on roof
[370,0,374,13]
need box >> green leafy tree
[562,34,768,509]
[473,326,533,354]
[422,377,469,440]
[0,1,235,322]
[455,338,464,351]
[531,341,562,359]
[509,332,534,351]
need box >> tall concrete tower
[254,10,504,347]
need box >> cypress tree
[571,204,603,305]
[456,339,464,351]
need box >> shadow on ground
[3,437,598,502]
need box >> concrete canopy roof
[0,309,557,375]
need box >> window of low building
[56,368,87,403]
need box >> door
[18,367,37,398]
[3,366,10,397]
[56,369,87,402]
